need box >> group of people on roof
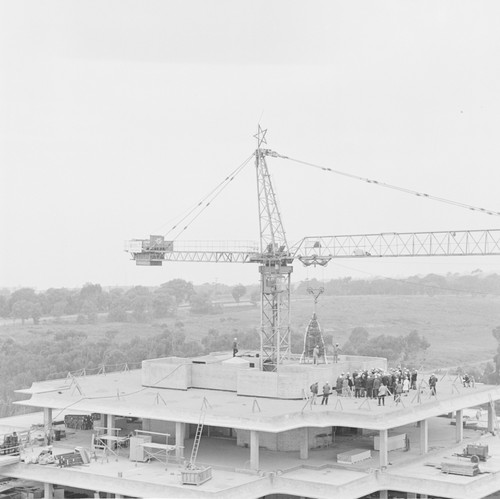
[310,367,430,407]
[336,367,420,399]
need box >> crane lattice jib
[126,229,500,265]
[291,229,500,266]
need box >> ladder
[488,396,499,435]
[189,398,210,468]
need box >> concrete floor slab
[14,369,500,433]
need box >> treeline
[0,324,261,417]
[342,327,430,365]
[295,271,500,296]
[0,280,259,325]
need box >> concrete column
[250,430,259,470]
[379,490,388,499]
[44,483,53,499]
[379,429,388,468]
[43,407,52,445]
[107,414,115,435]
[175,422,186,459]
[299,427,309,460]
[456,409,464,442]
[420,419,428,454]
[488,402,496,433]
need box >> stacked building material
[441,461,479,476]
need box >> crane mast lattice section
[255,127,292,371]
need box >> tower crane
[126,126,500,372]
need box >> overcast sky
[1,1,500,290]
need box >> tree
[79,283,108,312]
[152,288,176,318]
[9,288,37,308]
[189,293,221,315]
[107,305,128,322]
[231,284,247,303]
[51,300,68,320]
[342,327,369,354]
[0,296,9,318]
[399,330,430,365]
[79,300,98,324]
[42,288,74,315]
[160,279,194,305]
[131,295,152,323]
[31,302,42,325]
[341,327,429,365]
[201,328,227,352]
[361,334,403,361]
[80,283,102,302]
[11,300,33,325]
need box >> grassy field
[2,294,499,369]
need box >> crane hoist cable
[280,156,500,217]
[165,153,254,241]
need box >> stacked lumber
[441,461,479,476]
[337,449,371,464]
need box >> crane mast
[254,126,292,371]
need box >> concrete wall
[236,426,333,451]
[142,357,191,390]
[237,369,279,398]
[191,363,245,391]
[141,355,387,399]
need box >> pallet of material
[56,452,84,468]
[441,461,479,476]
[337,449,371,464]
[181,466,212,485]
[374,433,407,452]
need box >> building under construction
[2,130,499,498]
[1,351,500,498]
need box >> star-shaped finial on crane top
[254,125,267,147]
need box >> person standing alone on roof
[321,381,331,405]
[232,338,238,357]
[333,343,341,363]
[312,345,320,365]
[429,373,438,396]
[378,383,388,406]
[310,381,319,404]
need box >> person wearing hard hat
[312,345,320,365]
[321,381,331,405]
[333,343,341,363]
